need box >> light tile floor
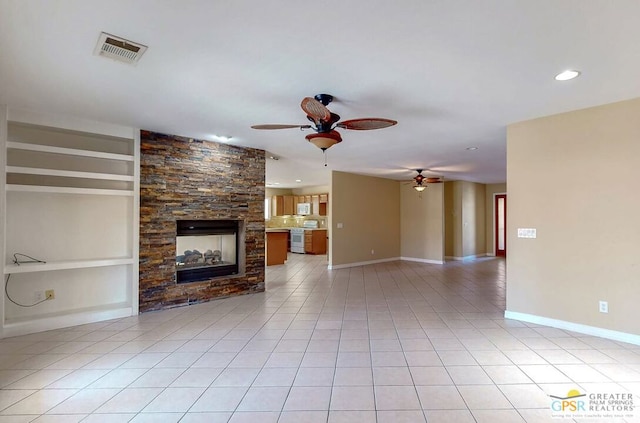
[1,254,640,422]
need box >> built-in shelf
[4,257,135,274]
[6,184,134,196]
[6,166,134,181]
[6,141,135,161]
[1,111,140,339]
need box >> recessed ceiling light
[466,147,478,151]
[555,70,581,81]
[295,179,302,183]
[210,135,232,142]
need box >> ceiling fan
[251,94,397,155]
[410,169,443,192]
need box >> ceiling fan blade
[425,177,443,183]
[301,97,331,122]
[251,124,312,130]
[337,118,398,130]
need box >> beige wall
[444,181,486,258]
[400,182,444,263]
[506,97,640,335]
[463,181,486,257]
[444,181,460,257]
[485,183,507,255]
[292,185,329,195]
[265,187,293,197]
[330,171,400,267]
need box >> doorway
[495,194,507,257]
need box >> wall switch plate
[371,249,375,255]
[337,223,343,229]
[517,228,537,238]
[599,301,608,313]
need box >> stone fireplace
[139,130,265,313]
[176,219,240,283]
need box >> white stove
[290,220,318,253]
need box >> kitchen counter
[265,231,288,265]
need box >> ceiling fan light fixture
[414,185,427,192]
[555,70,581,81]
[305,131,342,151]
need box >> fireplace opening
[176,220,240,283]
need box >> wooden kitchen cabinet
[318,193,328,216]
[266,230,288,265]
[304,229,327,254]
[272,195,283,216]
[283,195,295,215]
[272,195,295,216]
[311,195,320,215]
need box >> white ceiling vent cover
[94,32,147,64]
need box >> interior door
[495,194,507,257]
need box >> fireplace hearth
[176,220,239,283]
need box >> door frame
[492,192,507,257]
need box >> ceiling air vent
[94,32,147,65]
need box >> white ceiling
[2,1,640,188]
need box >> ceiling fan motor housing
[307,112,341,132]
[314,94,334,106]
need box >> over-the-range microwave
[297,203,311,215]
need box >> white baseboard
[445,253,488,261]
[2,306,133,339]
[504,310,640,346]
[328,257,400,270]
[400,256,444,265]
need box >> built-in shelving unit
[1,107,140,338]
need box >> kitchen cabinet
[311,195,320,215]
[272,195,283,216]
[304,229,327,254]
[318,193,328,216]
[266,230,288,265]
[283,195,294,215]
[272,195,295,216]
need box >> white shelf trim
[7,141,134,161]
[6,184,134,196]
[6,166,134,181]
[4,258,135,274]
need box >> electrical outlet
[599,300,608,313]
[371,249,375,255]
[45,290,55,300]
